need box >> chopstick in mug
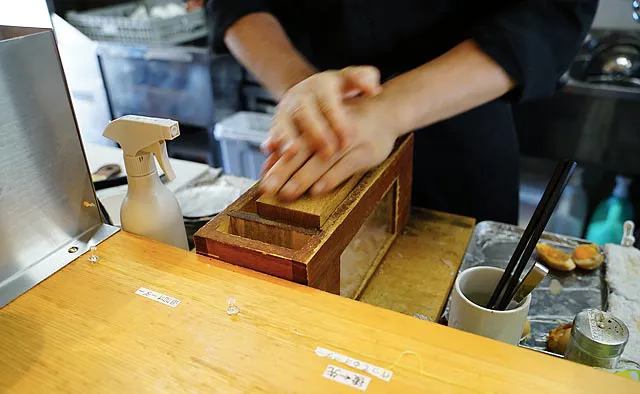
[486,160,576,310]
[495,160,575,310]
[485,160,567,309]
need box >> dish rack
[66,0,207,45]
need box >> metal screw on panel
[68,246,79,253]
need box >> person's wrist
[275,65,316,100]
[364,95,405,140]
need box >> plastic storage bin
[97,43,215,129]
[214,112,271,179]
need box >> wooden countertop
[1,232,637,393]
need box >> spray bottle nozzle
[102,115,180,179]
[145,141,175,180]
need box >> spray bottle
[103,115,189,250]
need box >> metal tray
[460,221,607,354]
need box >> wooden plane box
[194,134,413,298]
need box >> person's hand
[262,66,382,161]
[260,96,401,200]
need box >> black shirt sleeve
[210,0,273,53]
[473,0,598,102]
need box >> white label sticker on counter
[323,365,371,391]
[135,287,181,308]
[316,347,393,382]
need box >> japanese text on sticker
[323,365,371,391]
[135,287,181,308]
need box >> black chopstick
[485,160,567,309]
[495,160,576,310]
[495,160,575,310]
[486,160,576,310]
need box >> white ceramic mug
[449,266,531,345]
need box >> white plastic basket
[66,1,207,45]
[214,112,272,180]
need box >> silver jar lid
[571,309,629,358]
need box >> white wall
[52,14,114,146]
[0,0,52,28]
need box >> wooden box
[194,134,413,297]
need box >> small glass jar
[564,309,629,369]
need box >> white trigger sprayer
[103,115,189,250]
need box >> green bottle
[586,176,634,245]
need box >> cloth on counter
[175,169,255,217]
[608,293,640,367]
[605,244,640,366]
[173,168,254,197]
[605,244,640,302]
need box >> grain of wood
[256,173,365,229]
[1,231,636,393]
[358,209,476,321]
[340,183,395,299]
[228,210,316,249]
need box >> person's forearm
[224,13,316,99]
[371,40,516,136]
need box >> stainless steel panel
[0,27,119,307]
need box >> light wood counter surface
[1,231,637,393]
